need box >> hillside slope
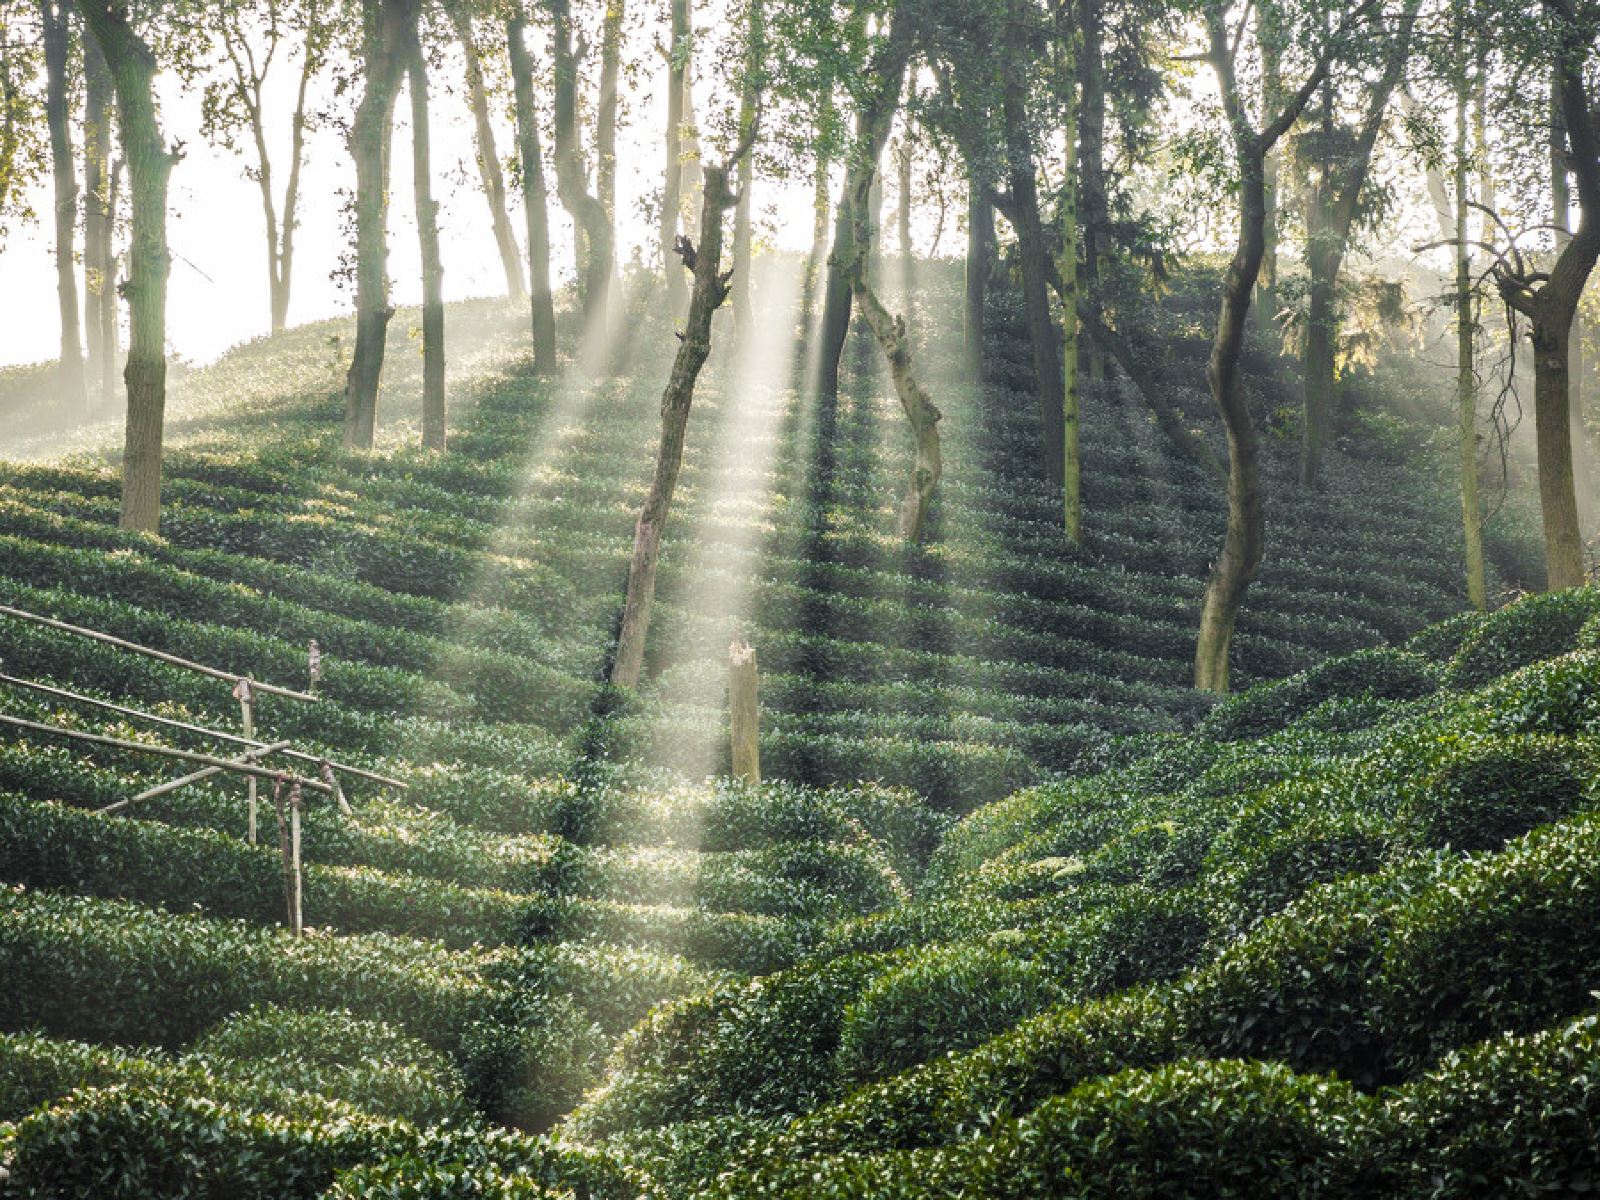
[0,269,1551,1196]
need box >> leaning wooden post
[308,640,322,695]
[729,640,760,785]
[235,678,257,843]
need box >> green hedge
[1446,587,1600,689]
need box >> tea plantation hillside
[0,270,1576,1196]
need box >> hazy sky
[0,16,827,369]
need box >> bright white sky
[0,14,831,368]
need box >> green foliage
[1445,587,1600,690]
[836,943,1062,1083]
[1200,646,1437,741]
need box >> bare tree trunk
[1495,8,1599,591]
[731,0,764,335]
[817,10,915,406]
[896,135,912,260]
[83,30,116,408]
[1057,22,1081,542]
[79,0,175,534]
[41,0,85,408]
[964,176,992,380]
[611,160,740,688]
[343,0,410,450]
[549,0,612,324]
[803,86,834,322]
[596,0,624,252]
[1000,0,1065,487]
[1077,0,1107,383]
[274,28,318,334]
[1455,70,1486,610]
[406,32,446,450]
[1298,2,1415,487]
[1256,9,1282,328]
[660,0,690,313]
[507,14,557,374]
[446,1,525,304]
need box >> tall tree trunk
[612,160,740,688]
[1077,0,1107,383]
[342,0,410,450]
[83,29,116,408]
[549,0,612,324]
[1057,26,1081,542]
[815,108,865,405]
[507,15,557,374]
[406,31,446,450]
[1456,70,1487,610]
[447,1,525,303]
[836,6,935,542]
[274,27,318,335]
[964,176,992,380]
[660,0,690,312]
[1298,1,1415,486]
[1256,12,1282,329]
[817,13,915,405]
[730,0,764,335]
[596,0,624,249]
[78,0,174,534]
[803,87,834,322]
[41,0,85,407]
[1496,10,1599,592]
[1194,4,1330,692]
[1000,0,1065,487]
[895,135,912,259]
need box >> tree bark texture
[41,0,85,407]
[343,0,412,450]
[964,178,992,380]
[406,31,446,450]
[507,14,557,374]
[661,0,690,313]
[79,0,175,534]
[611,162,740,688]
[550,0,613,323]
[83,26,116,407]
[448,1,526,303]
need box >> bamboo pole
[0,605,319,703]
[0,671,406,789]
[0,712,334,794]
[101,740,293,813]
[729,640,760,785]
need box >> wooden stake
[236,679,257,844]
[274,778,294,932]
[729,640,760,785]
[289,783,303,936]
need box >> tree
[405,12,445,449]
[82,27,119,407]
[201,0,328,336]
[343,0,414,451]
[660,0,690,313]
[547,0,612,324]
[444,0,526,303]
[40,0,86,406]
[507,9,557,373]
[595,0,623,257]
[76,0,177,534]
[1294,0,1418,486]
[816,3,917,407]
[611,134,756,688]
[834,1,940,541]
[1491,0,1600,591]
[731,0,767,335]
[998,0,1067,487]
[1192,0,1370,693]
